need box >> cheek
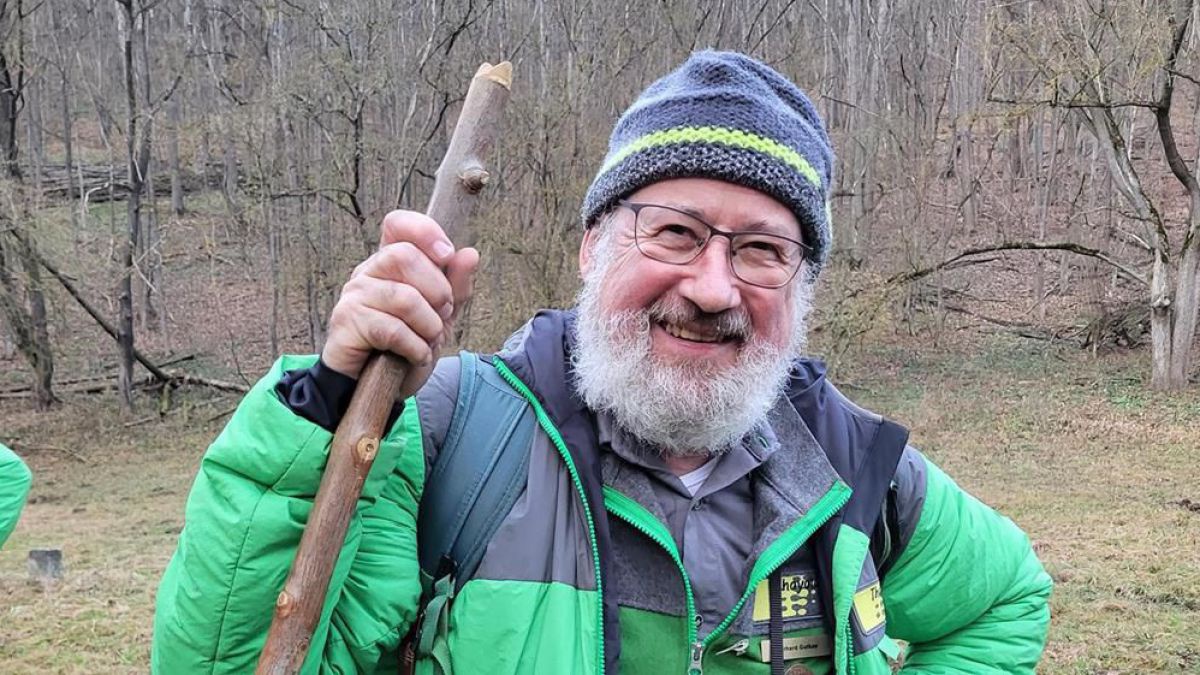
[598,251,676,311]
[749,293,794,345]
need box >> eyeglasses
[617,200,810,289]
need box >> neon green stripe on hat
[600,125,822,189]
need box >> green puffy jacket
[0,443,32,547]
[153,311,1051,674]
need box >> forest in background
[1,0,1199,411]
[1,2,1199,673]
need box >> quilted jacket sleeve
[0,443,32,547]
[151,354,425,674]
[882,452,1053,674]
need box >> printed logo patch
[752,573,821,622]
[852,581,885,633]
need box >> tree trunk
[0,39,20,178]
[0,227,56,410]
[168,88,184,215]
[137,7,158,331]
[117,0,142,412]
[1150,254,1178,389]
[60,70,75,203]
[1161,199,1200,388]
[17,228,53,409]
[26,74,43,194]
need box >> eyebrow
[663,202,797,239]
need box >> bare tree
[986,0,1200,388]
[0,0,31,179]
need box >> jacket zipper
[602,487,700,673]
[604,482,852,674]
[713,638,749,656]
[493,359,606,675]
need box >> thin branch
[6,226,171,382]
[988,95,1160,110]
[888,241,1149,287]
[1154,6,1200,197]
[1166,67,1200,88]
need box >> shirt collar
[596,407,780,499]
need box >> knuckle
[385,241,420,268]
[382,210,436,238]
[341,275,364,295]
[380,210,412,235]
[391,283,421,313]
[367,321,396,350]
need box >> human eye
[735,236,791,264]
[640,208,705,248]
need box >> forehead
[627,178,801,239]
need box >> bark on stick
[255,60,513,675]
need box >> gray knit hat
[582,50,835,269]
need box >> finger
[444,247,480,323]
[349,277,446,343]
[360,242,455,314]
[378,210,456,265]
[352,306,436,368]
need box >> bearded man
[153,51,1051,674]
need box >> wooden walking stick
[256,60,513,675]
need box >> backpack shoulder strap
[416,351,536,589]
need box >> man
[153,51,1051,674]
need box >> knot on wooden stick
[355,436,379,465]
[459,165,490,194]
[275,591,295,617]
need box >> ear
[578,226,598,279]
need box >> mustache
[645,296,752,340]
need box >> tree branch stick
[255,61,513,675]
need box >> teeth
[663,322,721,343]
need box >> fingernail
[433,240,454,260]
[439,302,454,318]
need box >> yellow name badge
[852,581,885,633]
[752,574,819,622]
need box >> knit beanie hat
[581,50,835,270]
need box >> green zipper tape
[603,487,700,650]
[493,358,606,675]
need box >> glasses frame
[617,199,810,289]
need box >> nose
[678,238,742,313]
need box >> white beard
[571,232,814,458]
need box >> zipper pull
[687,641,704,675]
[713,638,749,656]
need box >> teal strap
[416,352,535,587]
[417,571,453,658]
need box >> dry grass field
[2,330,1197,673]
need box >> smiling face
[572,178,814,456]
[580,178,803,368]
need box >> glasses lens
[633,205,709,264]
[730,234,804,288]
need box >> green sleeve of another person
[0,443,32,547]
[151,355,426,674]
[882,455,1053,674]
